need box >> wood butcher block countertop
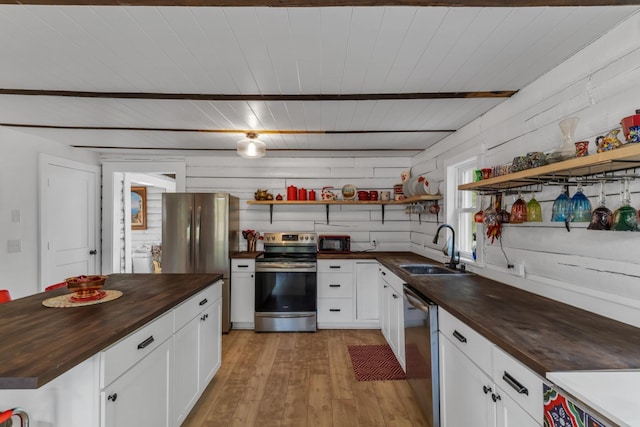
[0,273,221,389]
[322,251,640,376]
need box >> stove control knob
[310,235,315,240]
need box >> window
[450,159,477,262]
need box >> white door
[40,155,99,289]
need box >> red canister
[369,190,378,201]
[287,185,297,200]
[308,190,316,200]
[298,188,307,200]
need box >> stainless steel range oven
[255,232,317,332]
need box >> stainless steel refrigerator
[162,193,239,333]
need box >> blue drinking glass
[551,191,570,222]
[569,187,592,222]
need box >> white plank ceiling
[0,5,638,156]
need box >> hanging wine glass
[588,181,613,230]
[551,189,570,222]
[482,195,498,227]
[612,178,638,231]
[474,195,485,223]
[510,192,527,224]
[569,185,591,222]
[526,193,543,222]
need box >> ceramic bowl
[66,275,107,299]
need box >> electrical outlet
[510,262,525,278]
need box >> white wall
[410,13,640,327]
[0,127,99,299]
[185,155,412,252]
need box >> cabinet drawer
[101,312,173,388]
[379,264,404,292]
[439,308,493,375]
[232,259,255,272]
[493,346,543,421]
[318,259,354,273]
[174,283,221,332]
[317,298,353,322]
[317,272,354,298]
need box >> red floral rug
[347,344,406,381]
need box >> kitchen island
[0,273,222,427]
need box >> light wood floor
[182,329,430,427]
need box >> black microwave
[318,235,351,253]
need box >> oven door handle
[256,263,317,272]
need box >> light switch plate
[7,239,22,253]
[11,209,20,223]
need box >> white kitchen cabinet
[173,284,222,426]
[355,261,379,322]
[102,338,172,427]
[317,259,380,328]
[378,264,405,370]
[440,334,495,427]
[379,267,391,342]
[439,308,542,427]
[101,311,174,427]
[231,259,255,329]
[317,259,355,327]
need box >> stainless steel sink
[399,264,466,275]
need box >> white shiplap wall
[410,13,640,328]
[185,156,412,252]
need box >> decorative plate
[342,184,357,200]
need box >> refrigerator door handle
[195,204,202,272]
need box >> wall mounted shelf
[458,143,640,193]
[247,194,442,224]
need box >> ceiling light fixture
[237,132,266,158]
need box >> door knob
[89,249,97,255]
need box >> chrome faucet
[432,223,459,269]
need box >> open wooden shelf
[459,143,640,192]
[247,194,441,206]
[247,194,442,224]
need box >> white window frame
[444,145,485,266]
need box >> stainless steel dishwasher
[403,284,440,427]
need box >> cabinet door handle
[329,284,341,288]
[107,393,118,402]
[201,314,209,321]
[199,298,208,306]
[329,265,341,269]
[381,271,386,276]
[502,371,528,395]
[483,385,492,394]
[392,293,398,299]
[491,393,501,402]
[329,309,341,312]
[137,336,155,350]
[237,264,249,268]
[383,285,388,288]
[251,274,254,278]
[452,330,467,343]
[89,249,97,255]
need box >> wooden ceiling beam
[0,123,456,133]
[0,88,516,101]
[0,0,635,6]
